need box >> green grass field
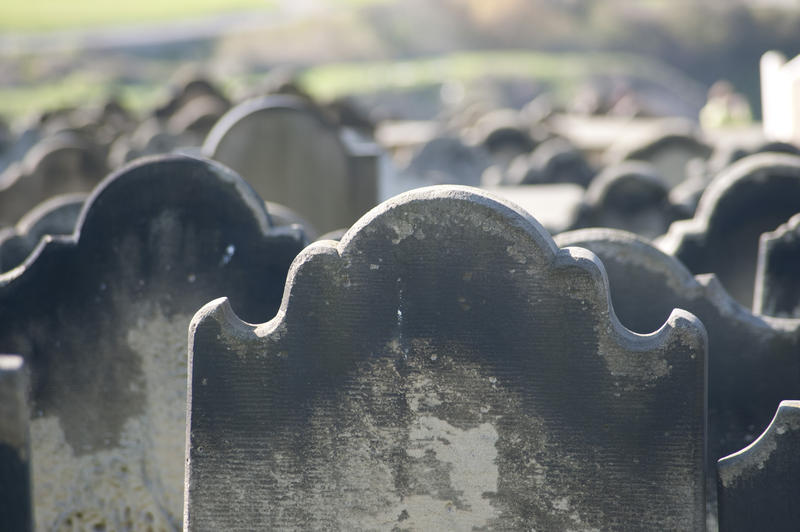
[0,0,276,32]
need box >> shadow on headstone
[0,155,307,530]
[717,400,800,532]
[658,153,800,308]
[0,193,86,273]
[754,213,800,318]
[186,186,707,531]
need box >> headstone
[555,228,800,524]
[0,355,32,532]
[506,137,594,187]
[186,186,707,531]
[264,201,319,240]
[0,135,107,226]
[204,94,380,233]
[608,125,711,189]
[0,193,86,272]
[574,161,675,238]
[753,213,800,318]
[658,153,800,308]
[717,400,800,532]
[482,183,585,234]
[107,118,185,169]
[403,136,491,186]
[0,155,306,530]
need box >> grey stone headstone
[0,193,86,272]
[658,153,800,308]
[0,135,107,226]
[186,186,707,531]
[403,136,491,186]
[0,355,32,532]
[0,155,306,530]
[754,213,800,318]
[717,400,800,532]
[610,127,712,189]
[555,228,800,523]
[204,94,379,233]
[575,161,675,238]
[506,137,594,187]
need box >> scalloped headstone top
[0,155,306,531]
[186,186,707,531]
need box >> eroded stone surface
[187,186,707,531]
[0,155,306,530]
[717,401,800,531]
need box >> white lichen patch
[32,309,191,531]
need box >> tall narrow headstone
[658,153,800,308]
[186,186,707,531]
[0,155,306,530]
[204,94,380,233]
[0,193,86,272]
[754,213,800,318]
[0,355,32,532]
[717,400,800,532]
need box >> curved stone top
[583,161,669,208]
[754,212,800,318]
[658,152,800,307]
[0,192,86,273]
[0,154,307,531]
[187,185,707,531]
[0,134,107,226]
[556,227,800,481]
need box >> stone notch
[555,228,800,512]
[0,155,306,531]
[0,134,107,226]
[0,355,32,532]
[573,161,676,239]
[658,153,800,308]
[754,213,800,318]
[0,193,86,273]
[717,400,800,532]
[186,186,707,531]
[203,94,379,233]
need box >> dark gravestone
[554,228,800,524]
[754,213,800,318]
[0,155,306,530]
[107,118,185,169]
[610,126,712,189]
[0,193,86,272]
[658,153,800,308]
[506,137,594,187]
[186,186,707,531]
[264,200,319,241]
[0,135,107,226]
[574,161,675,238]
[0,355,32,532]
[717,400,800,532]
[204,94,379,233]
[403,136,491,186]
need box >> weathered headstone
[506,137,594,187]
[203,94,380,233]
[717,400,800,532]
[658,153,800,308]
[0,134,107,226]
[609,125,711,189]
[186,186,707,531]
[403,136,491,186]
[482,183,586,234]
[0,355,32,532]
[555,228,800,525]
[754,213,800,318]
[0,193,86,272]
[0,155,306,530]
[574,161,675,238]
